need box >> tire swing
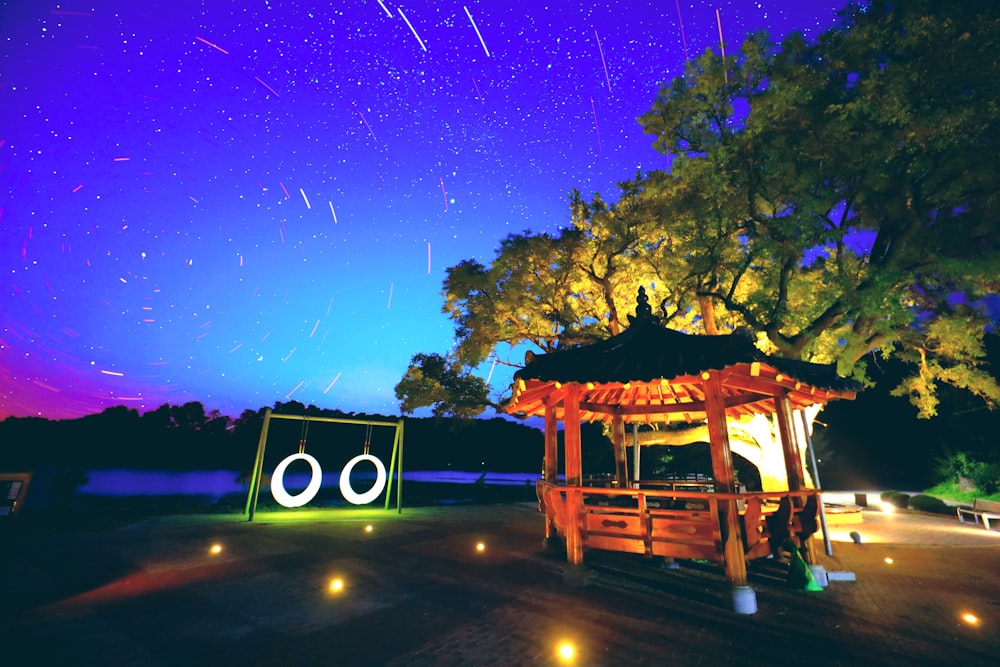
[271,420,322,508]
[339,423,388,505]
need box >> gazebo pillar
[562,384,585,565]
[611,412,629,488]
[775,394,820,563]
[702,372,748,588]
[774,394,806,493]
[543,396,559,540]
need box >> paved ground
[1,502,998,666]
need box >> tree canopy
[396,0,1000,419]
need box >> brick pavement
[1,503,997,666]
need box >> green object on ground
[785,540,822,592]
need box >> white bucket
[732,585,758,614]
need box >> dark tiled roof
[513,316,861,394]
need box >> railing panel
[536,481,822,563]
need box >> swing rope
[363,422,372,456]
[298,419,309,454]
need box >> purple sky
[1,1,848,420]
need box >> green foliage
[965,461,1000,496]
[933,451,972,484]
[932,451,1000,495]
[395,0,1000,420]
[394,353,492,419]
[923,481,1000,504]
[908,494,951,515]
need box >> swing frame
[244,407,405,521]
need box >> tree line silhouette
[0,401,544,474]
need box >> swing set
[244,408,404,521]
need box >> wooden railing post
[566,487,585,565]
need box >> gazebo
[504,287,859,611]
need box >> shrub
[909,494,950,515]
[879,490,897,502]
[966,461,1000,495]
[885,492,910,509]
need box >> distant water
[77,469,544,498]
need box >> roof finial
[628,286,661,325]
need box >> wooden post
[563,384,582,487]
[611,412,628,488]
[562,384,584,565]
[702,373,748,586]
[632,423,640,487]
[776,396,819,560]
[775,395,806,493]
[543,396,559,540]
[544,397,559,484]
[566,486,585,565]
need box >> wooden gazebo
[504,288,858,610]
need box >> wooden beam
[579,391,769,418]
[724,369,855,403]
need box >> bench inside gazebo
[504,288,859,613]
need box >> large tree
[397,0,1000,421]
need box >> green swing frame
[244,407,404,521]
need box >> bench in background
[957,498,1000,530]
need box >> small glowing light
[880,501,895,513]
[364,524,374,533]
[209,544,223,555]
[329,578,344,593]
[475,542,486,552]
[558,642,575,661]
[962,612,979,625]
[884,557,893,564]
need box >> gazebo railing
[537,481,821,564]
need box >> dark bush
[879,490,897,502]
[885,492,910,509]
[966,461,1000,495]
[909,494,950,515]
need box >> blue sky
[0,1,848,419]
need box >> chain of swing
[297,419,373,455]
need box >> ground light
[961,612,979,626]
[557,641,576,662]
[329,578,345,593]
[475,542,486,553]
[884,557,894,565]
[364,524,374,533]
[209,543,223,555]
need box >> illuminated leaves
[398,0,1000,419]
[394,353,491,419]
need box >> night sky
[1,1,848,420]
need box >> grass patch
[922,481,1000,505]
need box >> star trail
[0,1,847,419]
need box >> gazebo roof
[505,288,860,423]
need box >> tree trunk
[698,295,719,335]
